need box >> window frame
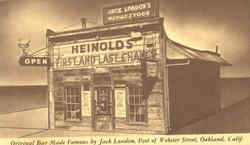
[127,86,148,125]
[64,85,82,122]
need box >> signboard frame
[103,0,159,25]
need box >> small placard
[114,88,126,118]
[81,91,91,117]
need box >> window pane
[135,97,139,104]
[130,97,133,104]
[130,106,134,113]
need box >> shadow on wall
[0,85,48,114]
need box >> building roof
[167,39,231,66]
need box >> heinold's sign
[103,0,159,25]
[19,56,50,66]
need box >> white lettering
[42,58,48,65]
[24,58,30,64]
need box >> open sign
[19,56,50,66]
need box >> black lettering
[85,56,90,65]
[114,53,119,63]
[108,54,114,63]
[126,39,133,49]
[87,43,90,52]
[72,45,79,54]
[63,58,67,66]
[103,54,109,63]
[100,42,108,51]
[134,51,141,61]
[127,51,133,62]
[79,56,85,65]
[92,43,99,52]
[108,41,115,50]
[91,55,96,65]
[99,55,105,64]
[116,40,124,50]
[73,56,78,65]
[80,44,86,53]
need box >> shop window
[129,87,147,123]
[64,86,81,121]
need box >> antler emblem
[18,38,31,56]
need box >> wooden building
[46,0,230,134]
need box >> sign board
[19,56,50,66]
[81,91,91,117]
[53,35,160,70]
[103,0,159,25]
[114,88,126,118]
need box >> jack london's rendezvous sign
[103,0,159,25]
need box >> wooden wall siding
[168,60,220,131]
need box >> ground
[0,108,137,138]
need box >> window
[65,86,81,121]
[129,87,147,123]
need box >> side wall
[168,60,220,131]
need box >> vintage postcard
[0,0,249,145]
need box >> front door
[93,87,113,130]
